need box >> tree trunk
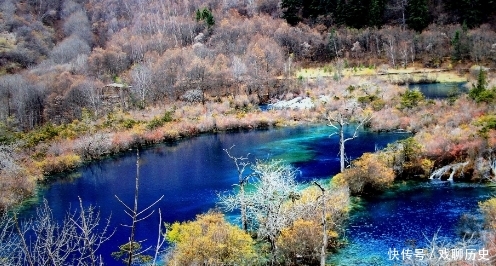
[339,125,345,173]
[240,185,247,231]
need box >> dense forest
[1,0,496,264]
[1,0,496,131]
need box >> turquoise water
[331,181,493,265]
[18,125,492,264]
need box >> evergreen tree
[444,0,495,28]
[336,0,370,28]
[196,8,215,28]
[368,0,386,27]
[406,0,429,31]
[281,0,303,26]
[451,23,469,61]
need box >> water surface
[20,125,491,265]
[408,82,468,99]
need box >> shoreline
[3,69,491,210]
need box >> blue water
[332,181,493,265]
[408,82,468,99]
[18,125,492,265]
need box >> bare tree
[50,36,91,64]
[384,34,397,67]
[114,149,163,265]
[219,159,299,263]
[328,105,372,173]
[0,211,20,265]
[223,146,253,232]
[387,0,408,30]
[13,198,114,266]
[131,63,152,109]
[313,182,328,266]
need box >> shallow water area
[408,82,468,99]
[331,180,494,265]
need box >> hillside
[0,0,496,207]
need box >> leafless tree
[328,104,372,173]
[219,159,299,263]
[131,63,152,108]
[0,211,20,265]
[63,11,93,44]
[114,149,163,266]
[384,34,397,67]
[50,36,91,64]
[313,182,328,266]
[13,198,114,266]
[232,56,247,82]
[222,146,253,232]
[387,0,408,30]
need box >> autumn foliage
[166,212,257,265]
[333,153,395,194]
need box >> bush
[332,153,395,194]
[276,219,323,265]
[166,212,257,265]
[400,89,424,109]
[480,198,496,230]
[146,111,173,130]
[22,124,63,148]
[474,115,496,137]
[35,153,81,174]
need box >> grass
[296,66,468,83]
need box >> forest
[1,0,496,265]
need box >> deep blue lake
[19,124,493,265]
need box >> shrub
[333,153,395,194]
[474,115,496,137]
[35,153,81,174]
[371,98,386,111]
[480,198,496,230]
[166,213,257,265]
[22,124,63,148]
[276,219,323,265]
[400,88,424,109]
[180,89,203,103]
[146,111,173,130]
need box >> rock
[268,97,315,110]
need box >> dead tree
[313,181,327,266]
[223,145,253,232]
[114,149,164,265]
[328,108,372,173]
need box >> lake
[19,124,492,264]
[408,82,468,99]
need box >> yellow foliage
[35,153,81,174]
[420,158,434,177]
[480,198,496,230]
[166,212,257,266]
[334,153,395,194]
[276,219,322,265]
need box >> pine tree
[368,0,386,27]
[281,0,303,26]
[406,0,429,31]
[451,23,469,61]
[336,0,369,28]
